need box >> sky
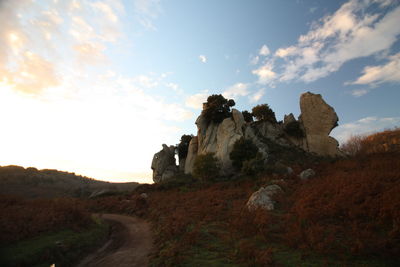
[0,0,399,183]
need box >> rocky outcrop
[246,185,283,211]
[151,144,177,183]
[152,91,342,181]
[184,136,198,174]
[193,108,245,174]
[299,92,341,156]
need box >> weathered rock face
[195,109,245,174]
[299,92,341,156]
[184,136,198,174]
[246,185,283,211]
[151,144,177,183]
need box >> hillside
[0,165,139,198]
[89,128,400,266]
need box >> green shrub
[202,94,235,124]
[241,152,265,175]
[252,104,277,123]
[242,110,253,123]
[192,153,220,182]
[177,134,193,161]
[284,121,304,138]
[229,137,259,171]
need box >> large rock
[195,109,245,174]
[246,185,283,211]
[184,136,198,174]
[151,144,177,183]
[299,92,341,156]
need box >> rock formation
[299,92,342,156]
[151,91,342,182]
[151,144,177,183]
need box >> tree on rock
[177,134,193,161]
[202,94,235,124]
[252,104,277,123]
[242,110,254,123]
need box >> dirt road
[76,214,153,267]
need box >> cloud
[185,93,208,109]
[252,64,276,84]
[351,88,370,97]
[133,0,161,30]
[350,52,400,85]
[223,83,249,99]
[199,55,207,63]
[0,0,125,95]
[249,88,265,103]
[253,0,400,84]
[259,45,270,56]
[331,116,400,144]
[250,55,259,65]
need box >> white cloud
[351,52,400,85]
[250,55,259,65]
[351,88,370,97]
[199,55,207,63]
[259,44,270,56]
[185,93,208,109]
[331,116,400,144]
[252,64,276,84]
[254,0,400,84]
[249,88,265,103]
[223,83,249,99]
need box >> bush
[229,137,260,171]
[202,94,235,124]
[177,134,193,161]
[242,110,253,123]
[252,104,277,123]
[284,121,304,138]
[241,152,265,175]
[192,153,220,182]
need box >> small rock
[299,168,316,180]
[140,193,148,199]
[246,185,283,211]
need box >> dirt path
[76,214,153,267]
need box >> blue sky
[0,0,399,183]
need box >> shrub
[229,137,260,171]
[177,134,193,161]
[241,152,265,175]
[242,110,253,123]
[192,153,220,182]
[202,94,235,124]
[251,104,277,123]
[284,121,304,138]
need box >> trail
[76,214,153,267]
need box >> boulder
[299,168,316,180]
[299,92,341,156]
[246,185,283,211]
[151,144,177,183]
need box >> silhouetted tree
[242,110,254,123]
[252,104,277,123]
[177,134,193,161]
[202,94,235,124]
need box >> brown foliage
[0,196,92,244]
[341,127,400,156]
[284,153,400,258]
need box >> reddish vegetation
[341,127,400,155]
[0,196,92,244]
